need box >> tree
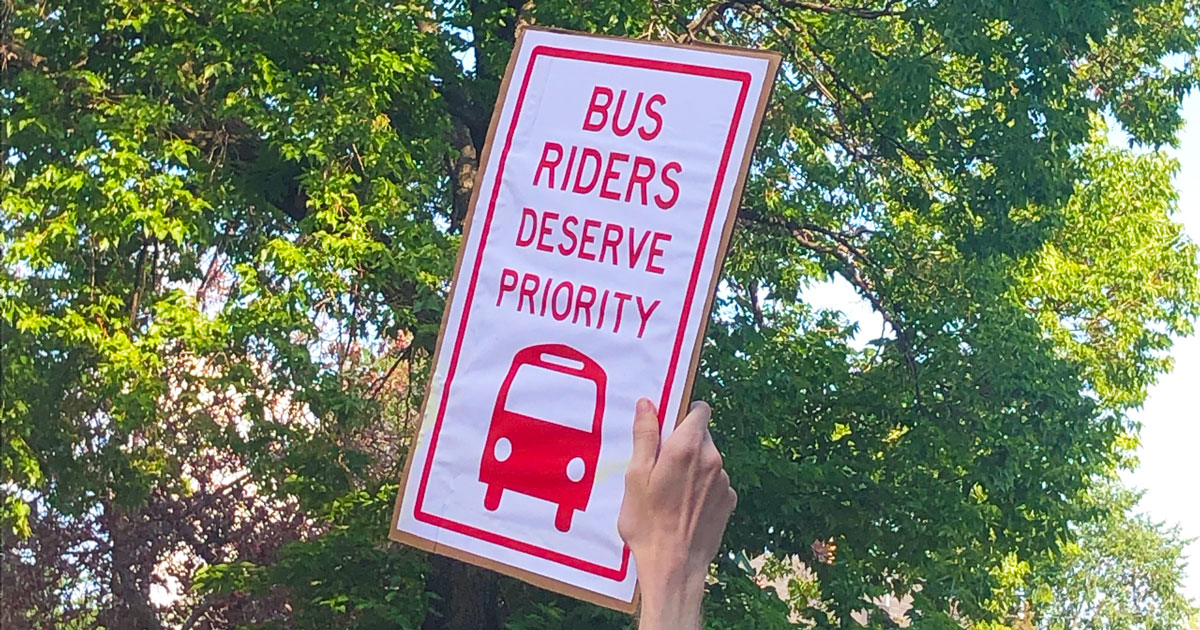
[1036,484,1198,630]
[3,0,1198,628]
[980,481,1199,630]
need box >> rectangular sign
[391,27,779,610]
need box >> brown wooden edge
[389,24,782,615]
[671,46,782,429]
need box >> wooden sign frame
[390,25,781,613]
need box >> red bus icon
[480,344,606,532]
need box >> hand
[618,398,737,630]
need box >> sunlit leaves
[3,0,1199,628]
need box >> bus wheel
[484,485,502,511]
[555,505,574,532]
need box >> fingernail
[636,398,654,413]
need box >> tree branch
[180,598,215,630]
[680,0,751,43]
[1,41,45,71]
[778,0,902,19]
[679,0,901,44]
[739,209,919,384]
[748,278,766,327]
[446,121,477,233]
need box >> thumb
[628,398,661,478]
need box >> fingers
[699,437,723,472]
[675,400,712,445]
[628,398,661,482]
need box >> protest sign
[391,26,779,610]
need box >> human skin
[617,398,737,630]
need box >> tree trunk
[104,506,164,630]
[422,555,502,630]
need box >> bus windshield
[502,363,599,432]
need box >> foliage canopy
[2,0,1199,628]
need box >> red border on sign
[413,45,752,581]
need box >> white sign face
[392,27,778,609]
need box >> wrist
[637,560,707,630]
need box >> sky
[1124,92,1200,604]
[803,94,1200,604]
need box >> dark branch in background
[723,0,931,402]
[680,0,747,42]
[162,0,207,23]
[748,278,767,327]
[494,0,534,46]
[679,0,902,42]
[418,35,482,233]
[129,240,149,327]
[725,276,768,328]
[0,0,43,71]
[446,122,477,233]
[738,209,920,390]
[421,0,536,234]
[0,40,44,70]
[777,0,903,19]
[430,58,488,148]
[369,342,414,400]
[743,4,884,162]
[681,0,921,167]
[415,10,481,139]
[434,0,534,233]
[797,25,931,162]
[180,598,215,630]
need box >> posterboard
[391,27,779,610]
